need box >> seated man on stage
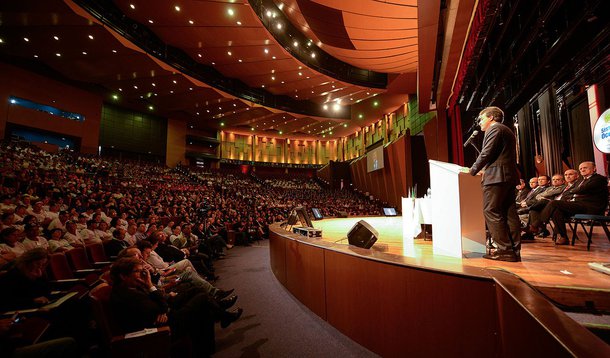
[524,170,579,240]
[517,175,550,215]
[521,174,565,238]
[528,162,608,245]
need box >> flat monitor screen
[311,208,323,220]
[295,206,313,228]
[383,207,397,216]
[366,145,384,173]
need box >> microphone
[463,130,479,148]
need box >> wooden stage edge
[294,216,610,312]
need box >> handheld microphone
[463,130,479,148]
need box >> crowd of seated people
[0,140,386,355]
[517,161,609,245]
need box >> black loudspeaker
[347,220,379,249]
[337,211,348,218]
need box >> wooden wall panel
[348,135,410,208]
[285,240,327,319]
[324,250,497,357]
[269,232,287,286]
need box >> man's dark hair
[480,106,504,123]
[110,257,140,285]
[15,247,49,270]
[137,240,153,251]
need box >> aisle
[212,240,378,358]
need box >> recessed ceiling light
[271,76,275,80]
[264,48,269,54]
[55,53,61,57]
[211,62,215,65]
[152,83,156,87]
[82,51,87,55]
[189,20,194,25]
[206,110,210,113]
[148,105,154,110]
[238,59,242,62]
[118,88,122,91]
[33,54,38,58]
[281,81,285,84]
[133,85,138,89]
[23,37,29,42]
[236,21,242,25]
[88,35,94,40]
[298,72,302,76]
[227,51,232,56]
[293,41,298,47]
[170,90,174,94]
[276,23,282,30]
[311,53,316,58]
[233,104,236,107]
[175,5,181,12]
[220,122,225,126]
[272,56,276,59]
[261,85,265,88]
[53,36,59,40]
[228,8,235,16]
[173,80,177,84]
[323,104,328,110]
[266,10,272,17]
[112,49,117,53]
[367,92,370,95]
[148,19,154,24]
[189,87,193,91]
[129,4,135,9]
[112,94,119,100]
[197,53,202,58]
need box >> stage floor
[313,217,610,293]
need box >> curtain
[517,104,535,180]
[537,88,563,175]
[568,96,594,166]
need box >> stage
[269,217,610,356]
[313,216,610,306]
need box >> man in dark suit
[533,162,608,245]
[469,106,521,262]
[521,174,566,239]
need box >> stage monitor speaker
[337,211,348,218]
[347,220,379,249]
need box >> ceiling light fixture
[264,48,269,54]
[148,20,154,24]
[24,37,29,42]
[227,51,232,56]
[189,20,194,25]
[175,5,181,11]
[129,4,135,9]
[53,36,59,40]
[82,51,87,55]
[228,8,235,16]
[55,53,61,57]
[236,21,242,25]
[88,35,94,40]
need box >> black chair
[567,214,610,250]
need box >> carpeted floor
[212,240,379,358]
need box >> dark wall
[100,104,167,157]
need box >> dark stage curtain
[568,96,594,166]
[537,88,563,175]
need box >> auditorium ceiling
[0,0,474,140]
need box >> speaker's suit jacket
[469,122,519,186]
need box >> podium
[429,160,486,257]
